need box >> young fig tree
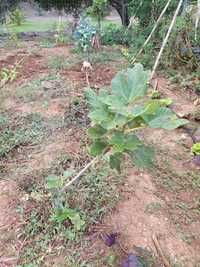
[86,63,188,172]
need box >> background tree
[34,0,89,16]
[0,0,20,23]
[109,0,131,26]
[34,0,131,26]
[87,0,108,30]
[128,0,192,27]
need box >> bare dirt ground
[0,41,200,267]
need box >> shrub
[9,8,25,26]
[74,17,96,53]
[101,23,134,46]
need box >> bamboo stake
[150,0,184,80]
[195,0,200,40]
[131,0,173,64]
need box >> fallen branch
[152,234,172,267]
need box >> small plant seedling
[0,66,17,85]
[151,89,161,99]
[45,173,85,233]
[191,142,200,155]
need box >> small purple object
[104,233,118,247]
[122,253,140,267]
[193,156,200,166]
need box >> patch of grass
[176,224,196,245]
[0,113,46,158]
[48,56,81,71]
[0,115,8,126]
[0,19,69,33]
[145,202,162,214]
[90,18,121,29]
[17,162,123,266]
[89,49,124,64]
[39,38,55,48]
[16,75,61,102]
[64,97,89,128]
[192,175,200,189]
[16,79,42,102]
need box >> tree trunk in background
[110,0,130,27]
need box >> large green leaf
[85,88,102,109]
[89,140,108,156]
[88,125,107,139]
[46,175,62,189]
[143,107,188,130]
[111,64,149,103]
[102,95,128,115]
[109,131,142,153]
[129,145,155,169]
[53,208,85,231]
[131,100,161,117]
[89,106,113,125]
[109,153,122,172]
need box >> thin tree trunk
[111,0,130,27]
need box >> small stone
[41,81,54,90]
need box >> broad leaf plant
[86,63,188,172]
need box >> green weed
[17,162,123,266]
[17,80,41,102]
[89,49,124,64]
[48,56,81,71]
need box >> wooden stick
[85,70,90,88]
[131,0,173,64]
[60,157,98,192]
[152,234,172,267]
[150,0,184,80]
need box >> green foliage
[101,24,134,46]
[46,172,85,233]
[86,63,188,171]
[0,66,17,85]
[159,16,200,70]
[48,56,69,70]
[54,19,67,44]
[19,162,122,265]
[9,8,25,26]
[151,89,161,99]
[191,143,200,155]
[123,14,200,71]
[129,0,179,27]
[74,17,96,53]
[87,0,108,29]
